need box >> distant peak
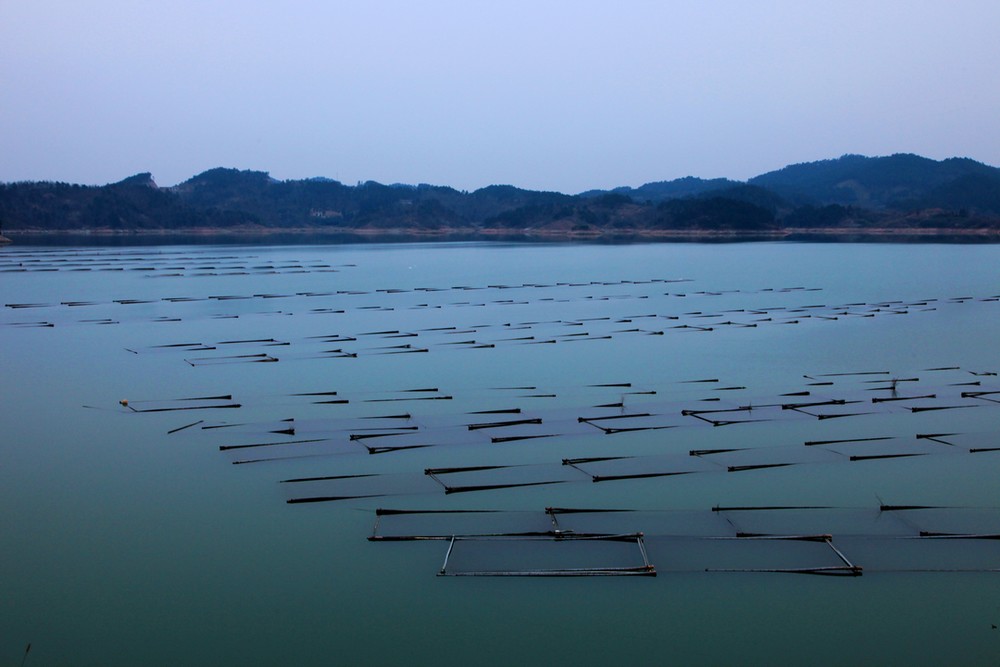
[180,168,273,187]
[113,172,157,188]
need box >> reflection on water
[2,241,999,666]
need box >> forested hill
[748,154,1000,210]
[3,154,1000,237]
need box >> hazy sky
[2,1,999,193]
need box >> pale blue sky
[2,1,998,192]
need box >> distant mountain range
[3,154,1000,238]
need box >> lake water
[2,241,999,666]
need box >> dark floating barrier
[443,480,565,494]
[962,390,1000,404]
[728,463,795,473]
[878,504,942,511]
[167,420,203,434]
[491,434,558,443]
[128,403,241,413]
[703,566,861,577]
[467,418,543,431]
[563,456,631,466]
[364,395,452,402]
[712,506,832,512]
[915,433,958,444]
[592,471,692,483]
[804,436,894,446]
[365,444,431,455]
[348,429,420,441]
[593,424,678,435]
[281,472,379,484]
[781,399,850,410]
[871,394,936,403]
[578,412,654,423]
[850,453,926,462]
[7,321,54,328]
[287,495,381,504]
[185,353,278,366]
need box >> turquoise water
[2,241,999,666]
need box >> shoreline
[4,225,1000,243]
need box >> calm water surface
[2,241,999,666]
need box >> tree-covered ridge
[2,154,1000,235]
[748,153,1000,209]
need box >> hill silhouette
[748,153,1000,210]
[2,154,999,238]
